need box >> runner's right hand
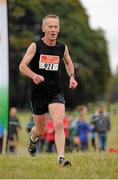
[32,74,44,84]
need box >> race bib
[39,54,60,71]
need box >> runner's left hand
[69,76,78,89]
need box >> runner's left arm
[64,45,78,89]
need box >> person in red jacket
[63,116,70,152]
[45,117,55,153]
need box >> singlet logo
[39,54,60,71]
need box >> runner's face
[42,18,60,40]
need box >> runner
[19,14,78,167]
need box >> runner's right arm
[19,43,44,84]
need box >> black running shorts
[30,92,65,115]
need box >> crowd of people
[25,103,111,153]
[5,103,111,155]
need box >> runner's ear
[42,26,45,33]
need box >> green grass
[0,153,118,179]
[0,108,118,179]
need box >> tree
[106,70,118,103]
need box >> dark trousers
[38,138,45,153]
[91,137,96,150]
[80,141,88,151]
[45,141,55,153]
[98,132,107,151]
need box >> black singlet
[30,39,65,99]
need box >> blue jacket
[76,120,89,143]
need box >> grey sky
[80,0,118,74]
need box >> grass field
[0,152,118,179]
[0,108,118,179]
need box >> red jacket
[63,117,70,138]
[45,119,55,142]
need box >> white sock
[30,134,38,143]
[57,155,64,161]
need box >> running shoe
[59,157,71,167]
[28,136,38,157]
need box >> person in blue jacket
[76,105,89,151]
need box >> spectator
[91,103,111,151]
[63,116,70,152]
[45,117,55,153]
[76,105,89,152]
[38,135,45,153]
[69,111,79,152]
[8,107,21,154]
[89,124,96,151]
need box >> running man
[19,14,78,167]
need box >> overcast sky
[80,0,118,74]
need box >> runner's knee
[32,126,45,137]
[53,119,63,131]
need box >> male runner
[19,14,78,167]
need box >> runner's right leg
[28,114,47,156]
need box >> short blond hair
[76,105,87,113]
[42,14,60,27]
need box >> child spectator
[45,117,55,153]
[76,105,89,152]
[89,124,96,151]
[63,116,70,152]
[69,111,79,152]
[8,107,21,154]
[91,103,111,151]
